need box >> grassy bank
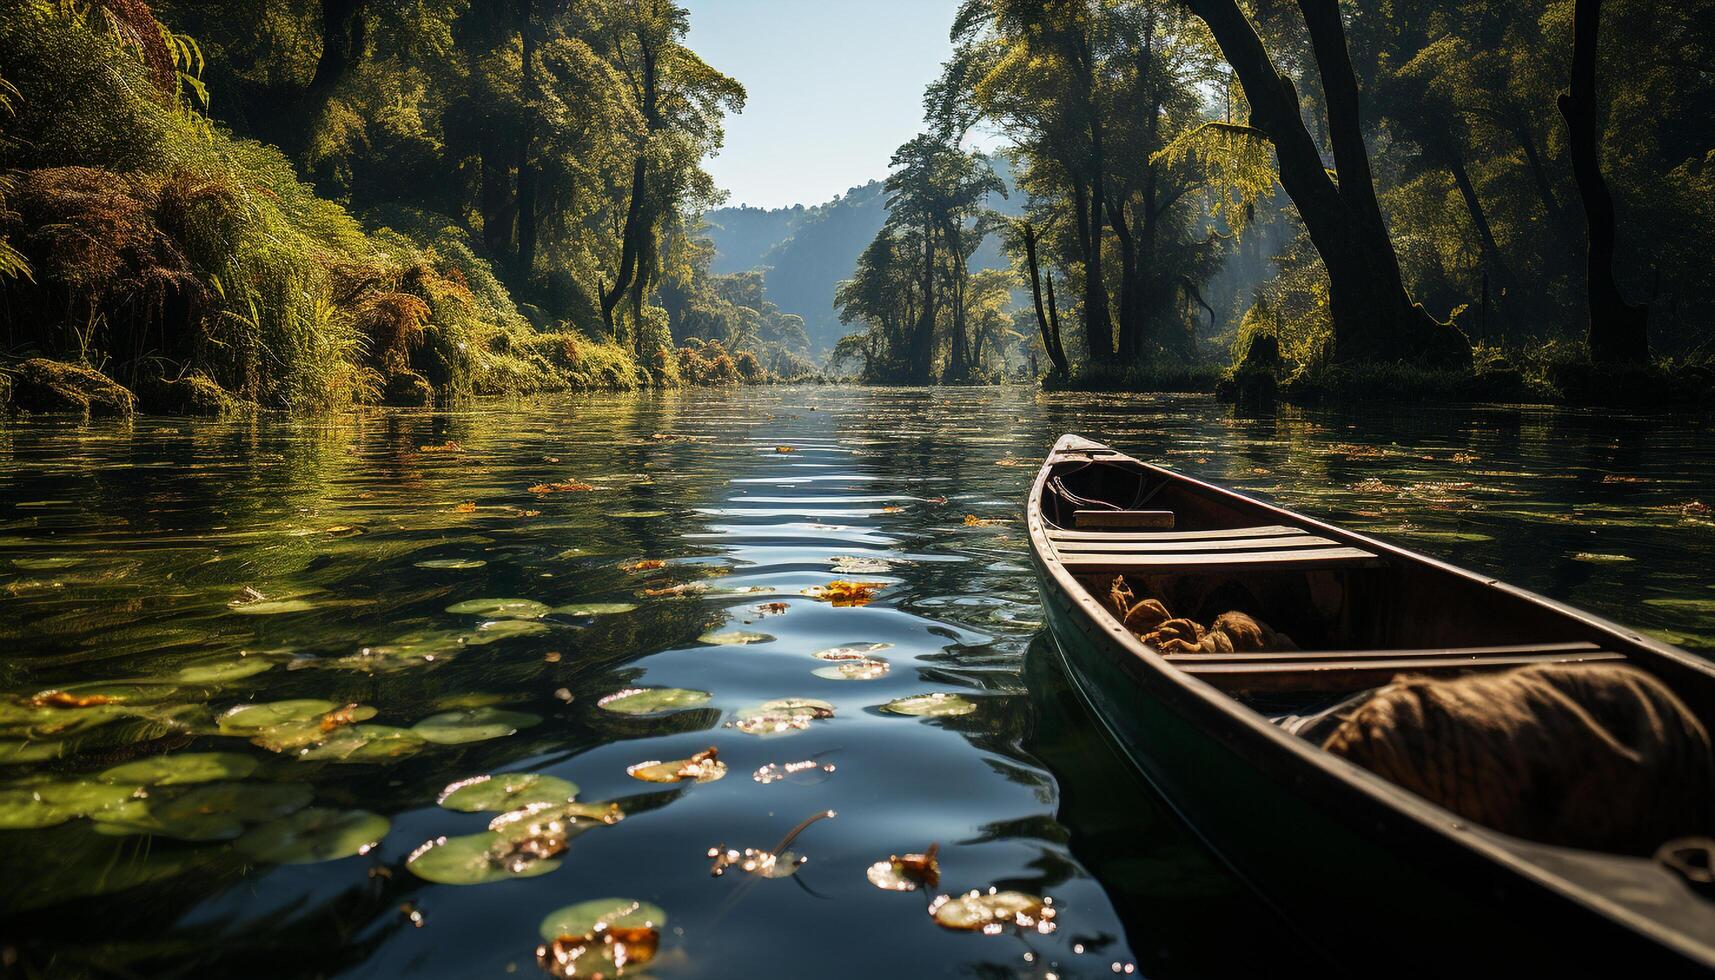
[0,6,780,418]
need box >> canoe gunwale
[1026,433,1715,971]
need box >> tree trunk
[307,0,366,108]
[1106,195,1143,361]
[913,224,938,383]
[516,1,540,277]
[1444,150,1511,294]
[1024,223,1070,378]
[480,138,515,261]
[1071,178,1113,361]
[1558,0,1649,363]
[600,156,647,334]
[1182,0,1470,367]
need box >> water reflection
[0,388,1710,978]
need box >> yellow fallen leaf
[964,514,1009,527]
[621,559,668,573]
[803,580,886,607]
[453,502,477,514]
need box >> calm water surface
[2,387,1712,978]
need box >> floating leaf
[99,752,258,786]
[251,705,382,752]
[1644,598,1715,614]
[627,747,726,784]
[882,693,977,718]
[963,515,1009,527]
[412,708,541,745]
[698,629,773,646]
[407,830,563,885]
[830,556,892,575]
[229,599,317,616]
[867,843,940,892]
[0,740,65,764]
[1392,530,1493,544]
[34,681,178,707]
[928,890,1056,934]
[813,642,893,661]
[415,558,488,570]
[175,655,274,683]
[445,598,550,619]
[620,559,667,573]
[597,688,712,716]
[0,779,143,828]
[218,700,339,734]
[419,441,462,453]
[537,925,660,978]
[732,698,834,736]
[802,581,885,606]
[297,725,426,763]
[439,773,578,812]
[237,808,389,864]
[91,782,313,841]
[608,511,668,520]
[708,810,834,878]
[466,619,550,644]
[813,658,890,681]
[774,446,796,453]
[1571,552,1634,564]
[551,602,637,617]
[529,482,595,494]
[12,557,83,570]
[538,897,667,941]
[752,760,836,784]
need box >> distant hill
[703,156,1021,352]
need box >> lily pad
[12,557,84,571]
[539,898,668,941]
[733,698,834,736]
[445,598,550,619]
[597,688,712,716]
[407,830,563,885]
[237,807,390,864]
[229,599,317,616]
[1571,552,1635,564]
[1392,530,1494,544]
[297,725,426,763]
[0,740,65,764]
[219,700,339,734]
[929,890,1056,933]
[99,752,259,786]
[607,511,668,520]
[466,619,551,645]
[881,693,977,718]
[415,558,488,570]
[175,656,274,684]
[812,642,893,661]
[697,630,774,646]
[412,708,541,745]
[91,781,313,841]
[627,747,726,784]
[550,602,638,617]
[1644,598,1715,614]
[0,781,140,829]
[813,658,890,681]
[39,681,179,706]
[439,773,579,812]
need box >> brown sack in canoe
[1321,664,1715,855]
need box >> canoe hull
[1033,553,1712,978]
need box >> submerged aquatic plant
[707,809,835,879]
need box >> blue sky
[682,0,975,210]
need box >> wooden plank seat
[1046,524,1308,543]
[1175,642,1626,694]
[1073,509,1176,529]
[1055,546,1382,574]
[1053,534,1343,554]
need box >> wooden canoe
[1027,434,1715,976]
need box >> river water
[1,387,1711,978]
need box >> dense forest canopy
[828,0,1713,396]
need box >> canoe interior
[1038,442,1715,718]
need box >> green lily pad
[237,807,390,864]
[813,658,890,681]
[1392,530,1494,544]
[881,693,977,718]
[551,602,638,617]
[445,598,550,619]
[415,558,488,570]
[12,557,84,571]
[1571,552,1635,564]
[0,740,65,764]
[0,701,126,739]
[732,698,835,736]
[40,681,179,705]
[0,781,142,828]
[99,752,259,786]
[91,781,313,841]
[596,688,712,716]
[465,619,550,645]
[1644,598,1715,614]
[607,511,668,520]
[539,898,668,941]
[229,599,317,616]
[812,642,894,661]
[250,706,382,753]
[297,725,426,763]
[698,630,774,646]
[439,773,579,812]
[176,656,275,684]
[219,700,339,734]
[406,830,563,885]
[412,708,541,745]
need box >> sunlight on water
[0,387,1711,977]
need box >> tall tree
[1558,0,1648,363]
